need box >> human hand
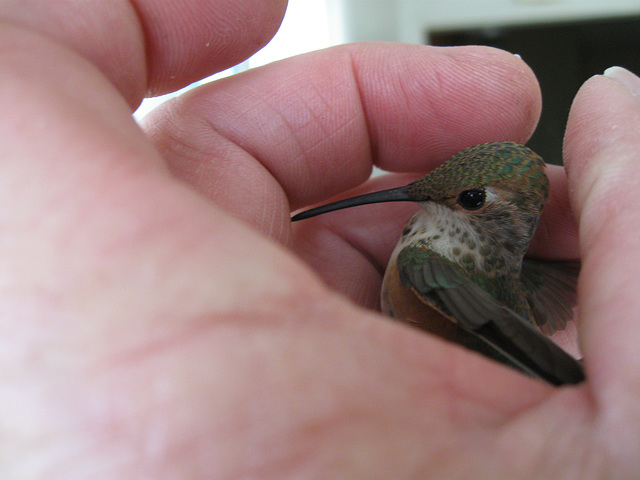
[2,0,639,477]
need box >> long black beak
[291,185,430,221]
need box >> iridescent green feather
[406,142,549,205]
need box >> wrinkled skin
[1,1,640,478]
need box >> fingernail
[603,66,640,97]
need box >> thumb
[564,66,640,467]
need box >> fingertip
[564,68,640,220]
[603,66,640,97]
[137,0,289,95]
[350,44,542,171]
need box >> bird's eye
[457,189,485,210]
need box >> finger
[563,67,640,442]
[131,0,287,96]
[144,44,541,229]
[0,0,287,106]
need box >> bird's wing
[396,245,584,385]
[521,259,580,335]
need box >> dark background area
[430,16,640,164]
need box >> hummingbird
[292,142,584,385]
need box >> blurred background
[136,0,640,165]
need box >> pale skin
[2,0,640,478]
